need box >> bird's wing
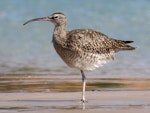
[66,29,117,54]
[66,29,135,54]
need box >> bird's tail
[122,44,136,50]
[122,40,134,44]
[115,39,136,51]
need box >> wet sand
[0,91,150,113]
[0,74,150,113]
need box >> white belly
[70,52,114,71]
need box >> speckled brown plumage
[23,12,135,103]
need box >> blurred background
[0,0,150,78]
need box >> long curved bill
[23,17,51,25]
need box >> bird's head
[23,12,66,26]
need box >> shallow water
[0,0,150,77]
[0,74,150,93]
[0,74,150,112]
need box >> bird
[23,12,135,102]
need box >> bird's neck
[53,24,67,45]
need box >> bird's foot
[81,99,88,103]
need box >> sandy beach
[0,74,150,113]
[0,91,150,113]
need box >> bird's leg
[80,70,87,103]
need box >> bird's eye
[54,16,58,18]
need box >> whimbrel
[23,12,135,102]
